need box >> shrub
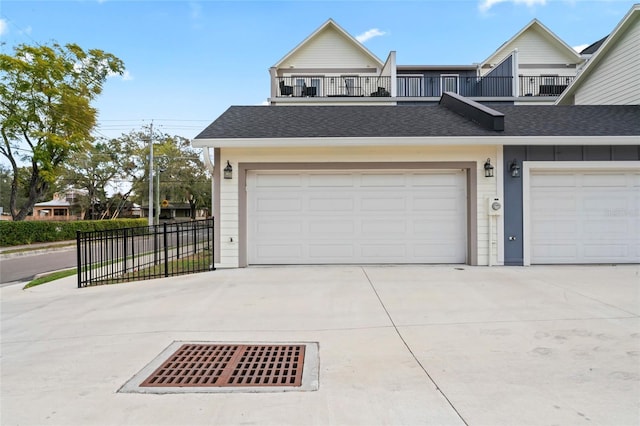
[0,219,148,246]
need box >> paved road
[0,247,76,285]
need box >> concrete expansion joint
[359,267,469,426]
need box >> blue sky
[0,0,635,140]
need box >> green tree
[61,136,136,219]
[123,129,210,215]
[0,42,125,220]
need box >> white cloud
[479,0,547,13]
[121,70,133,81]
[106,68,133,81]
[356,28,386,43]
[0,19,8,36]
[572,43,589,53]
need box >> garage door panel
[309,245,354,259]
[413,244,464,261]
[361,244,406,258]
[255,174,302,187]
[248,170,467,264]
[360,173,405,187]
[256,244,303,260]
[583,219,629,236]
[308,173,354,187]
[256,220,302,235]
[584,245,629,259]
[308,196,353,211]
[308,220,355,235]
[413,195,461,211]
[361,220,406,235]
[414,220,462,235]
[533,174,577,187]
[582,173,627,187]
[256,197,301,212]
[360,196,406,211]
[530,170,639,264]
[410,173,461,187]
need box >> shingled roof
[194,104,640,140]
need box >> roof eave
[192,135,640,149]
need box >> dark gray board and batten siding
[503,145,640,266]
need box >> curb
[0,245,76,260]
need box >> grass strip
[24,269,77,289]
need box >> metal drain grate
[140,344,305,387]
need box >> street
[0,248,76,285]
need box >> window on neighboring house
[53,208,66,216]
[397,75,423,97]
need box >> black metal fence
[276,75,574,98]
[77,219,215,288]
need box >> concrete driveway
[1,265,639,426]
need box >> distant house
[32,194,73,220]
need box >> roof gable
[273,19,383,70]
[557,4,640,105]
[480,19,582,68]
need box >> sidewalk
[1,265,638,426]
[0,240,76,259]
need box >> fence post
[154,224,158,266]
[76,231,82,288]
[176,222,180,259]
[163,222,169,277]
[123,228,128,275]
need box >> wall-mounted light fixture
[223,160,233,179]
[509,159,521,178]
[483,158,494,178]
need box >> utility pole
[147,122,154,226]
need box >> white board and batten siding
[574,17,640,105]
[527,168,640,264]
[280,28,379,69]
[483,25,581,75]
[247,170,467,265]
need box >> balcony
[519,75,574,97]
[273,75,574,99]
[276,76,391,98]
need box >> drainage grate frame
[140,343,305,387]
[119,341,319,394]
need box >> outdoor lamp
[509,159,521,178]
[483,158,494,178]
[223,161,233,179]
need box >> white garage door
[530,170,639,264]
[247,170,467,264]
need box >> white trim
[440,74,459,95]
[192,136,640,149]
[496,146,505,266]
[522,161,640,266]
[273,19,384,69]
[480,19,582,70]
[556,4,640,105]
